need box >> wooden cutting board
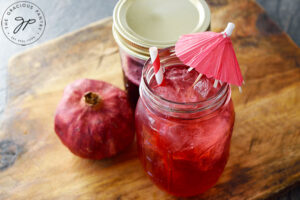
[1,0,299,199]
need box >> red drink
[135,48,235,197]
[119,48,145,109]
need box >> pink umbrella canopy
[175,23,243,89]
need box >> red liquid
[135,66,235,197]
[123,70,140,109]
[119,49,145,109]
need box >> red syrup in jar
[120,50,145,109]
[135,65,235,197]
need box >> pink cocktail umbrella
[175,23,244,91]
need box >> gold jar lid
[113,0,211,60]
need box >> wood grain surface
[0,0,300,199]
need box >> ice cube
[194,78,212,98]
[166,67,186,80]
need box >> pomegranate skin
[54,79,135,160]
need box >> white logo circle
[1,1,46,46]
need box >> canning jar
[113,0,211,108]
[135,47,235,197]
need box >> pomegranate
[54,79,135,160]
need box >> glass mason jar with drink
[135,47,235,197]
[113,0,211,108]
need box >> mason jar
[113,0,211,108]
[135,47,235,197]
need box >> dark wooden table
[0,0,299,199]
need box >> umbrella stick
[239,87,242,93]
[188,67,194,72]
[192,73,203,87]
[213,80,219,88]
